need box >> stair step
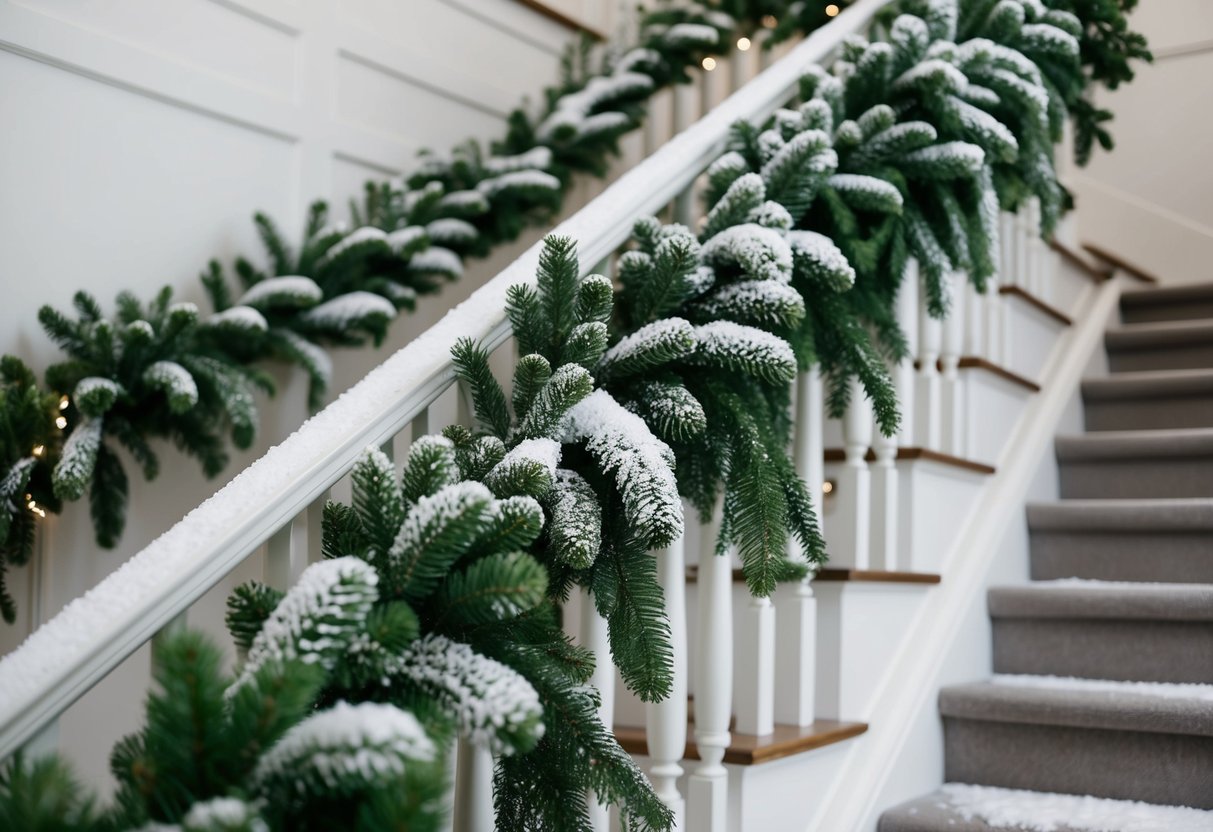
[614,718,866,766]
[1121,281,1213,324]
[1055,428,1213,498]
[939,679,1213,808]
[1105,319,1213,372]
[989,581,1213,683]
[878,783,1213,831]
[1027,499,1213,583]
[1081,368,1213,431]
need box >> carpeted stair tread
[1105,318,1213,349]
[1121,280,1213,310]
[1054,427,1213,460]
[988,581,1213,621]
[939,679,1213,737]
[1026,498,1213,532]
[878,784,1213,832]
[1080,367,1213,400]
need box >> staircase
[878,279,1213,830]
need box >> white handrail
[0,0,894,761]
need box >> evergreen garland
[0,0,1153,827]
[0,0,1147,630]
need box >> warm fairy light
[736,36,752,51]
[32,444,45,458]
[28,499,45,518]
[55,416,68,430]
[822,480,835,495]
[761,14,777,28]
[825,4,840,16]
[701,56,717,71]
[58,396,69,411]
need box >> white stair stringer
[806,272,1125,831]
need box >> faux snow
[992,674,1213,703]
[386,226,427,253]
[477,169,562,198]
[324,226,388,259]
[182,797,267,832]
[408,246,464,278]
[238,276,323,310]
[300,291,396,330]
[253,700,435,791]
[700,223,795,284]
[939,782,1213,832]
[203,305,268,332]
[390,633,543,755]
[485,146,553,174]
[425,217,478,245]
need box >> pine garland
[0,2,1153,826]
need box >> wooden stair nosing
[823,446,996,475]
[914,356,1041,392]
[998,285,1074,326]
[1049,239,1114,283]
[510,0,607,39]
[684,565,942,585]
[1082,242,1161,285]
[615,719,868,766]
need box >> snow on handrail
[0,0,893,760]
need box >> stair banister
[0,5,900,825]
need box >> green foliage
[0,753,102,832]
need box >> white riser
[822,457,988,574]
[1002,294,1068,381]
[815,582,936,721]
[964,371,1034,467]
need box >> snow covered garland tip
[231,557,378,694]
[253,701,435,798]
[392,633,544,756]
[561,389,683,549]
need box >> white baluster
[730,37,752,93]
[735,593,774,736]
[870,413,898,572]
[1000,211,1016,287]
[775,368,822,725]
[581,588,615,831]
[686,520,732,832]
[1015,204,1031,291]
[914,271,942,450]
[835,377,873,569]
[1029,197,1048,301]
[452,737,494,832]
[896,261,920,447]
[647,529,688,828]
[672,83,696,225]
[939,271,966,458]
[264,523,293,590]
[305,490,329,566]
[964,277,985,361]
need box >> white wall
[1069,1,1213,284]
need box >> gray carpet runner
[878,281,1213,831]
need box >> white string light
[702,56,717,71]
[736,37,751,52]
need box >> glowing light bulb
[702,56,717,71]
[826,4,840,16]
[28,499,45,518]
[59,396,69,411]
[32,444,45,458]
[822,480,835,495]
[761,15,777,28]
[55,416,68,430]
[736,36,751,51]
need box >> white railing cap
[0,0,892,760]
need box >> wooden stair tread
[815,568,941,584]
[824,447,996,475]
[1049,239,1114,283]
[685,565,941,585]
[1083,242,1161,284]
[615,719,868,766]
[914,357,1041,392]
[998,285,1073,326]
